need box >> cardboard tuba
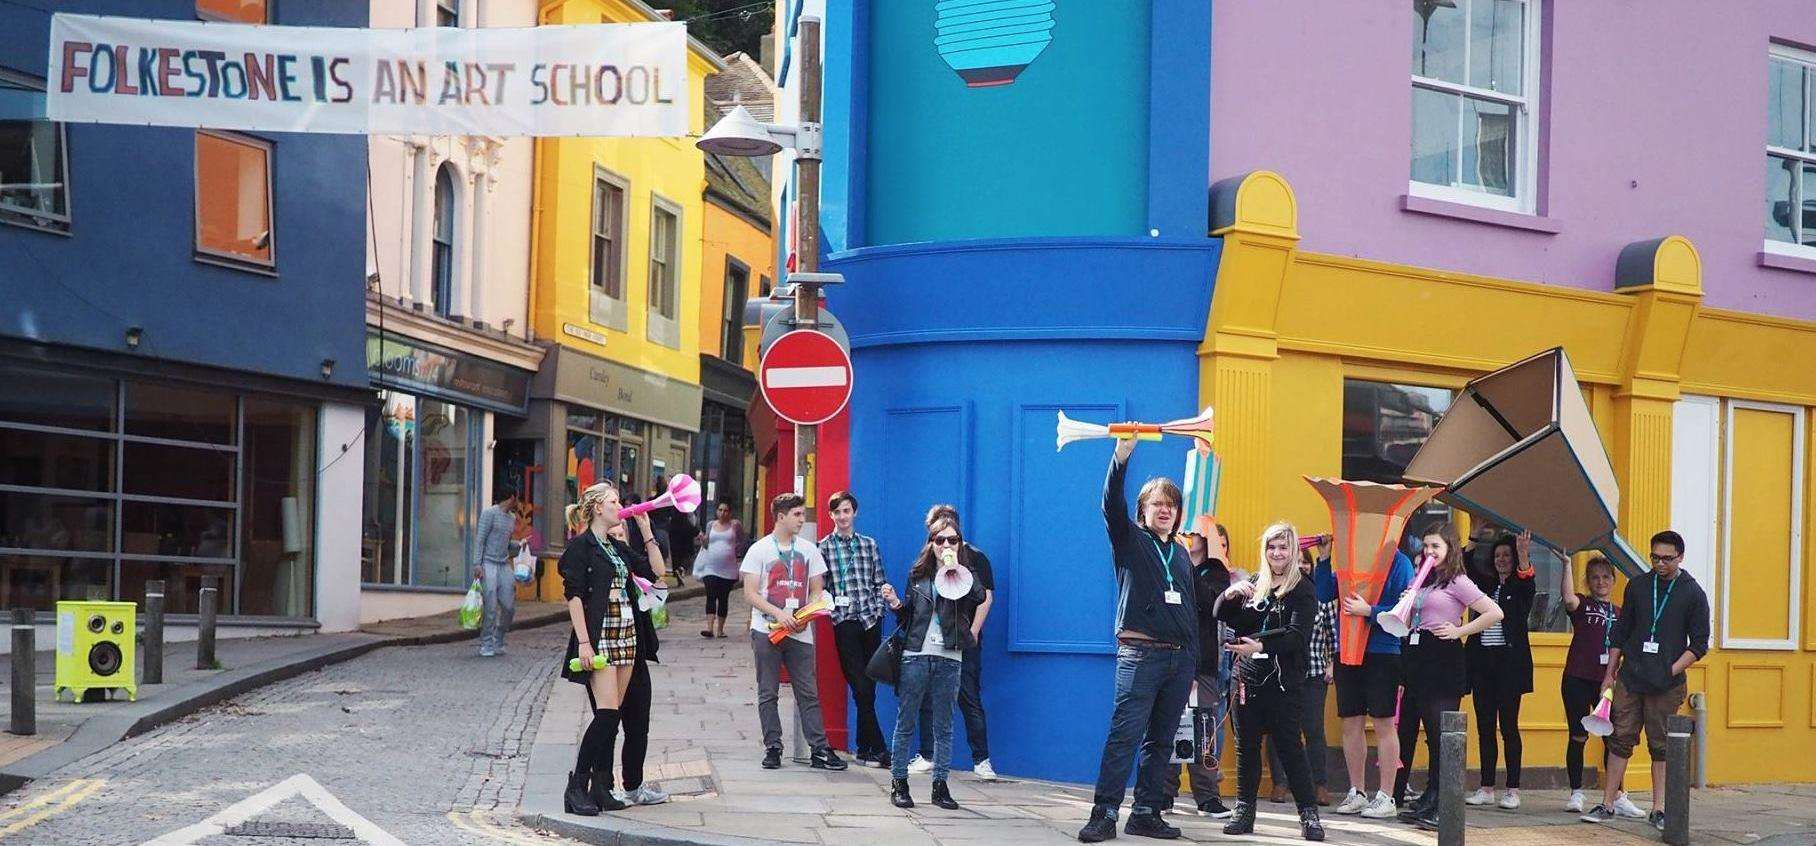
[1304,477,1444,666]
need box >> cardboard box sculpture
[1402,347,1646,577]
[1303,478,1443,666]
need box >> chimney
[759,30,775,76]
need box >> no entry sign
[759,330,853,425]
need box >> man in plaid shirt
[820,491,891,768]
[1268,552,1339,806]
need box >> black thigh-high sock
[579,709,621,783]
[1566,736,1587,790]
[574,688,599,772]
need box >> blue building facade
[0,1,368,628]
[804,1,1219,783]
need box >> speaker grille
[88,641,123,676]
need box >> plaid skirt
[595,590,638,666]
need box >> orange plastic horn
[1303,477,1444,666]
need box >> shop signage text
[366,330,532,415]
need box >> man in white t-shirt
[741,493,846,771]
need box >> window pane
[0,118,68,223]
[121,501,235,559]
[0,491,114,553]
[1809,67,1816,155]
[415,400,471,588]
[1411,0,1466,83]
[1767,155,1797,244]
[0,428,113,492]
[239,398,314,617]
[1461,97,1515,196]
[123,442,235,502]
[196,0,266,23]
[1768,58,1804,150]
[0,365,114,431]
[119,561,232,614]
[568,430,603,513]
[1342,380,1455,554]
[126,382,236,443]
[1804,161,1816,247]
[196,132,273,264]
[362,398,414,585]
[1411,87,1460,187]
[0,555,112,610]
[1467,0,1524,95]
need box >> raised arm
[1560,552,1581,613]
[1103,440,1137,549]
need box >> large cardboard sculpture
[1402,347,1646,577]
[1303,478,1444,666]
[1180,445,1221,541]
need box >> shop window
[360,391,475,589]
[126,381,237,444]
[197,0,267,23]
[239,398,315,617]
[118,561,232,614]
[415,399,474,588]
[121,501,236,559]
[195,130,275,268]
[0,555,111,610]
[0,491,114,554]
[122,442,235,502]
[590,170,628,330]
[647,197,681,348]
[437,0,459,26]
[432,163,457,318]
[1766,46,1816,256]
[0,70,71,233]
[722,258,749,361]
[1409,0,1539,213]
[0,429,113,492]
[0,365,114,431]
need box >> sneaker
[1359,792,1398,819]
[1612,793,1648,819]
[1649,809,1666,832]
[624,784,668,805]
[973,758,999,781]
[1123,812,1180,839]
[761,747,782,769]
[478,647,496,658]
[907,755,934,775]
[1333,788,1369,815]
[810,748,848,771]
[1565,790,1586,813]
[1077,812,1118,843]
[1198,797,1233,819]
[1465,787,1494,805]
[1580,804,1616,824]
[1299,806,1326,842]
[1498,790,1520,810]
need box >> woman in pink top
[1392,522,1504,830]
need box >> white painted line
[141,773,404,846]
[764,366,848,389]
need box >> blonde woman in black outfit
[1214,521,1325,842]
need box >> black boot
[1077,810,1118,842]
[931,779,960,810]
[890,778,914,809]
[1123,811,1180,839]
[1222,802,1256,836]
[563,771,600,816]
[590,771,628,812]
[1299,806,1326,842]
[1398,789,1434,823]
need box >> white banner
[45,14,688,137]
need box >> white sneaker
[625,784,669,805]
[1565,790,1586,813]
[1333,788,1369,815]
[1359,792,1398,819]
[973,759,998,781]
[1465,787,1494,806]
[907,755,933,774]
[1611,793,1647,819]
[1498,790,1520,810]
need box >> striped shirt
[475,504,518,567]
[819,531,887,627]
[1480,581,1508,646]
[1305,599,1338,679]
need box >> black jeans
[1471,652,1524,788]
[920,642,989,761]
[701,575,737,619]
[1091,642,1194,818]
[832,619,887,757]
[584,659,652,789]
[1267,675,1329,788]
[1235,678,1318,810]
[1393,684,1461,805]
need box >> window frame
[1407,0,1543,215]
[1765,43,1816,261]
[1720,399,1805,651]
[0,68,73,234]
[588,166,630,332]
[436,0,460,27]
[193,129,277,272]
[196,0,270,24]
[431,162,458,318]
[721,256,750,362]
[646,193,683,349]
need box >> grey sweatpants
[751,630,829,751]
[479,561,516,652]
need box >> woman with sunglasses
[882,516,984,811]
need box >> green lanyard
[594,533,638,604]
[1147,535,1178,592]
[1649,572,1678,642]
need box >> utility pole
[792,16,824,535]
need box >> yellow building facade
[1207,172,1816,787]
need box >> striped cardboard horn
[1303,477,1445,666]
[1056,411,1161,452]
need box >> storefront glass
[564,408,650,526]
[698,401,755,526]
[361,389,479,589]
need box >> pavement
[522,591,1816,846]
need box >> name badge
[1599,653,1610,665]
[1164,590,1183,605]
[785,597,801,613]
[1642,640,1660,654]
[835,595,853,608]
[1409,632,1422,646]
[1255,652,1271,660]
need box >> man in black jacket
[1079,437,1199,843]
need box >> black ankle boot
[1124,811,1180,839]
[1223,801,1256,835]
[563,771,600,816]
[590,771,627,811]
[931,779,960,810]
[890,778,914,808]
[1299,806,1326,841]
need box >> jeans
[919,643,989,761]
[751,631,829,751]
[1267,676,1330,788]
[891,655,962,780]
[1471,660,1524,788]
[1091,642,1195,819]
[832,620,886,757]
[478,561,516,653]
[1164,671,1229,807]
[1237,679,1318,810]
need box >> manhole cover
[224,821,357,839]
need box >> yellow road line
[469,809,549,844]
[447,809,543,845]
[0,779,89,824]
[0,778,104,838]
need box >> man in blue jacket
[1314,543,1414,820]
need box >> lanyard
[1147,535,1178,592]
[1409,586,1429,632]
[1649,572,1678,641]
[593,532,637,603]
[777,538,804,598]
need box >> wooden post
[1438,710,1467,845]
[9,609,34,736]
[143,580,165,685]
[196,578,218,670]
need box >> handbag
[865,629,905,686]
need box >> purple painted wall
[1210,1,1816,318]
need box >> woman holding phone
[883,516,984,811]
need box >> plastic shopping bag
[511,544,535,584]
[631,575,669,629]
[458,579,483,630]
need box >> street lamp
[697,15,829,535]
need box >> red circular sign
[759,329,853,425]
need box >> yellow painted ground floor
[1197,172,1816,786]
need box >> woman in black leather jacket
[882,516,983,811]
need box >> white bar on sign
[766,366,848,389]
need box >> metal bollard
[1664,714,1694,846]
[1438,710,1467,846]
[1689,692,1707,788]
[143,580,165,685]
[10,609,34,736]
[196,578,218,670]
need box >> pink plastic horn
[618,474,703,519]
[1375,552,1438,638]
[1582,688,1616,737]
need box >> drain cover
[224,821,357,839]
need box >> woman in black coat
[1465,532,1537,809]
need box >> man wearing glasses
[1581,531,1710,830]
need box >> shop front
[698,354,758,528]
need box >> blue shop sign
[366,330,532,416]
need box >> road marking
[0,778,103,837]
[448,809,546,844]
[141,773,404,845]
[764,365,848,388]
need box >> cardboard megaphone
[1402,347,1645,578]
[1582,688,1616,736]
[1304,477,1445,666]
[1055,408,1215,452]
[934,548,975,600]
[1375,552,1439,638]
[619,474,703,519]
